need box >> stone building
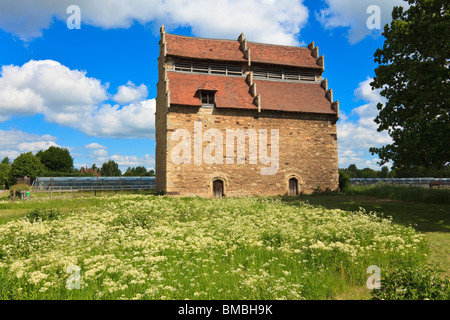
[155,26,339,197]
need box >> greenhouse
[32,177,155,191]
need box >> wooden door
[289,178,298,196]
[213,180,223,198]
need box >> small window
[200,91,215,107]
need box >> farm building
[155,26,339,197]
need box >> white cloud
[338,77,392,169]
[317,0,409,43]
[0,60,107,121]
[0,60,155,139]
[113,81,148,104]
[0,130,59,160]
[0,0,309,45]
[77,99,156,138]
[90,149,108,158]
[84,143,107,150]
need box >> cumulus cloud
[84,143,107,150]
[0,0,309,45]
[0,60,107,121]
[90,149,108,158]
[0,130,58,160]
[76,99,156,138]
[317,0,409,43]
[113,81,148,105]
[0,60,155,139]
[338,77,392,169]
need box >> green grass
[345,184,450,204]
[0,190,156,225]
[0,196,103,225]
[283,193,449,277]
[0,195,427,300]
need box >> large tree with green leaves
[36,146,74,173]
[9,152,44,184]
[0,163,11,189]
[100,160,122,176]
[370,0,449,169]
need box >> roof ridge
[166,33,239,43]
[166,32,310,50]
[247,40,309,50]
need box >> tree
[100,160,121,176]
[370,0,449,169]
[347,164,359,178]
[123,166,152,176]
[123,167,133,176]
[133,166,148,176]
[1,157,10,165]
[338,169,350,191]
[9,152,44,184]
[359,168,379,178]
[380,166,390,178]
[0,163,11,189]
[36,146,74,173]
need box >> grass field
[1,191,439,300]
[288,192,449,277]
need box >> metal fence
[32,176,155,191]
[350,178,450,188]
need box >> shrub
[371,266,449,300]
[338,169,351,191]
[9,183,31,198]
[25,208,63,223]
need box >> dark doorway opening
[213,179,224,198]
[288,178,298,196]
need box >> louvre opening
[174,58,243,76]
[252,64,317,82]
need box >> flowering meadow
[0,195,427,300]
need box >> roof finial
[160,25,166,33]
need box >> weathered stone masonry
[156,26,339,197]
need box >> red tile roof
[165,33,321,69]
[254,80,336,114]
[248,42,321,69]
[167,71,336,115]
[198,82,219,91]
[166,34,245,62]
[168,72,257,110]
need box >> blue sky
[0,0,408,172]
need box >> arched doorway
[212,179,224,198]
[288,177,298,196]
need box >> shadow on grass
[280,194,450,233]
